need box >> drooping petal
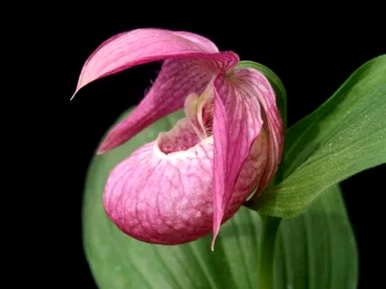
[234,68,284,188]
[97,52,238,153]
[73,28,220,95]
[212,68,283,247]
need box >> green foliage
[82,56,386,288]
[275,185,357,289]
[248,55,386,217]
[83,114,357,288]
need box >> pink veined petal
[71,27,239,153]
[173,31,219,52]
[97,52,239,154]
[73,28,221,96]
[234,68,284,189]
[212,71,265,248]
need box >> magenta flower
[74,29,284,247]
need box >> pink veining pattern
[75,29,218,93]
[212,71,263,246]
[74,28,283,247]
[104,123,269,244]
[97,54,238,154]
[235,68,284,189]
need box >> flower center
[158,119,203,154]
[158,90,214,154]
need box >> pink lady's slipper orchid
[74,29,284,248]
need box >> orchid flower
[74,28,284,248]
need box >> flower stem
[258,215,281,289]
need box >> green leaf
[238,60,287,125]
[83,111,357,289]
[254,55,386,217]
[275,185,358,289]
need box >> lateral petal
[212,67,283,246]
[234,68,284,189]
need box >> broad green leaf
[275,185,358,289]
[254,55,386,217]
[83,111,357,289]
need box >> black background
[61,12,385,289]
